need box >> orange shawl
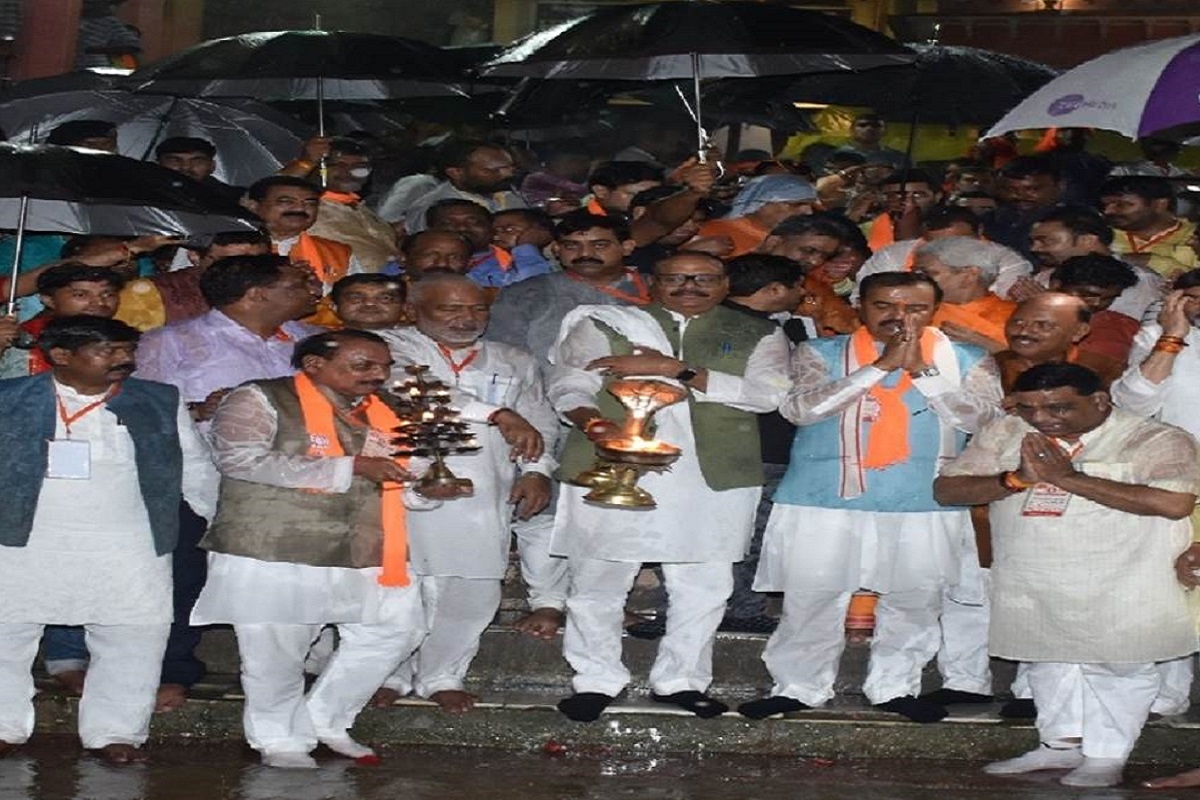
[294,372,410,587]
[851,325,937,469]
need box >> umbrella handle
[5,195,29,317]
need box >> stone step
[30,685,1200,768]
[195,616,1018,699]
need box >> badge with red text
[1021,483,1072,517]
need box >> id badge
[361,428,395,459]
[46,439,91,480]
[861,395,882,423]
[1021,483,1072,517]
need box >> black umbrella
[0,143,260,313]
[481,1,913,157]
[704,44,1059,128]
[124,29,469,142]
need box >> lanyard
[437,343,480,379]
[566,269,652,305]
[56,385,119,437]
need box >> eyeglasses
[655,273,726,287]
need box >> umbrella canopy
[124,30,469,100]
[480,1,913,80]
[984,34,1200,140]
[0,143,261,237]
[705,44,1058,127]
[0,90,311,186]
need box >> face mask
[349,167,373,180]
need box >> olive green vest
[201,377,387,568]
[557,304,776,491]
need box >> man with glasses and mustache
[0,315,217,765]
[546,252,791,722]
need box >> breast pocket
[461,373,518,407]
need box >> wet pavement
[2,737,1199,800]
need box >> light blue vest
[774,336,985,513]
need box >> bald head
[1005,291,1091,363]
[406,273,490,347]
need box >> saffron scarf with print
[294,372,410,587]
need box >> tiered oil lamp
[573,379,687,508]
[383,364,478,494]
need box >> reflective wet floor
[0,737,1195,800]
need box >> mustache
[282,211,310,218]
[669,289,708,297]
[108,363,135,374]
[568,257,604,266]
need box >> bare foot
[1143,767,1200,789]
[0,741,19,759]
[369,687,402,709]
[512,607,564,640]
[92,744,148,765]
[430,690,477,714]
[154,683,188,713]
[52,669,86,695]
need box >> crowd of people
[3,107,1200,790]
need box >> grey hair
[913,236,1013,286]
[407,272,486,305]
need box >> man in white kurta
[372,275,558,713]
[0,316,217,764]
[547,252,791,721]
[743,272,1003,724]
[191,330,460,769]
[936,362,1198,788]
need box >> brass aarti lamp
[574,378,687,508]
[383,365,478,494]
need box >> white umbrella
[984,34,1200,140]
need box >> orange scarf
[851,326,937,469]
[867,212,896,251]
[931,294,1015,348]
[585,197,608,216]
[470,244,514,271]
[322,190,361,207]
[294,372,410,587]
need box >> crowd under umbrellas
[8,1,1200,794]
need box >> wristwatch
[675,365,699,383]
[911,365,940,379]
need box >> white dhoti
[194,553,427,756]
[1028,661,1160,760]
[383,576,503,697]
[756,506,971,705]
[0,623,168,749]
[563,558,734,696]
[513,513,568,612]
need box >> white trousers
[563,557,732,696]
[937,563,992,695]
[1028,661,1159,760]
[0,623,168,748]
[1152,655,1193,715]
[763,588,942,706]
[234,580,426,756]
[513,514,569,612]
[382,576,501,696]
[1010,658,1189,712]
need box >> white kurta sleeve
[512,360,560,476]
[177,400,219,522]
[693,328,792,413]
[209,385,354,492]
[937,417,1016,477]
[546,318,609,417]
[780,342,886,425]
[1110,323,1167,417]
[914,356,1005,434]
